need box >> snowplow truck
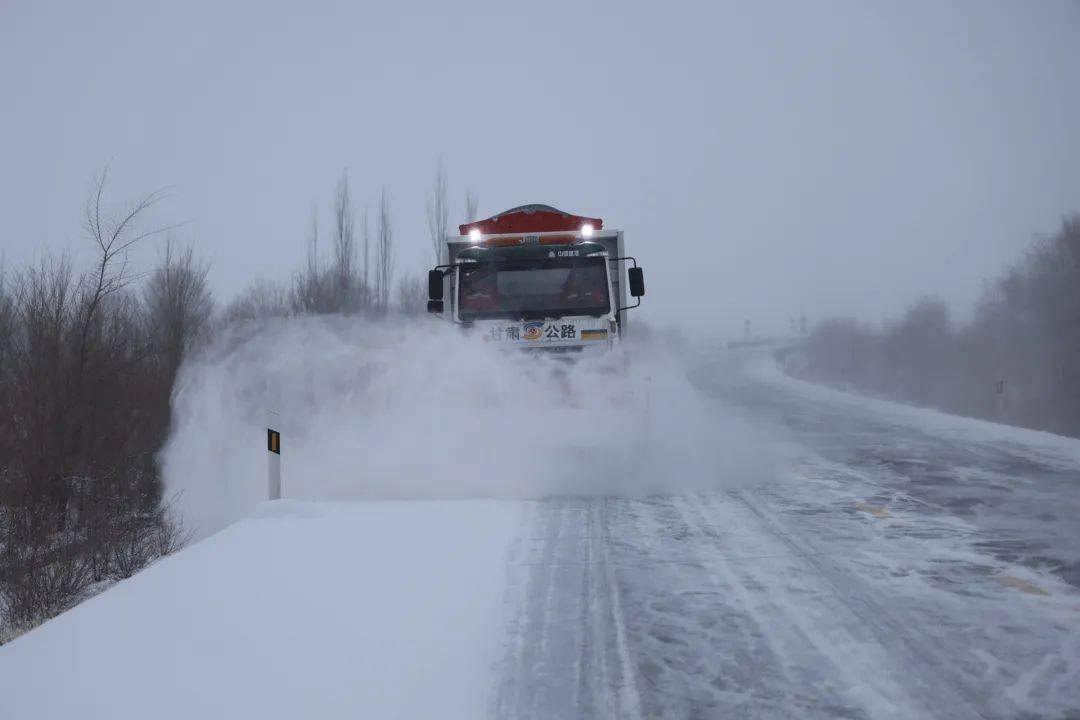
[427,204,645,352]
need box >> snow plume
[162,316,775,538]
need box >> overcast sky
[2,0,1077,334]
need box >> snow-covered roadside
[749,350,1080,466]
[0,499,524,720]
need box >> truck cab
[428,204,644,352]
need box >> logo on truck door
[523,321,544,341]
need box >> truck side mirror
[427,299,444,314]
[628,267,645,297]
[428,270,444,301]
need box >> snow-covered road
[499,347,1080,719]
[3,345,1078,719]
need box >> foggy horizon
[2,0,1078,334]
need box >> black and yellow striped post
[267,427,281,500]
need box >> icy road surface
[497,348,1080,720]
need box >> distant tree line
[790,216,1080,438]
[226,162,478,322]
[0,161,478,640]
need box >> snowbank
[0,499,523,720]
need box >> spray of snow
[161,316,775,538]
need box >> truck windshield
[458,256,610,321]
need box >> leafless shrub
[105,505,182,581]
[225,278,291,323]
[0,538,93,633]
[151,495,191,558]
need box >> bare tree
[80,167,178,375]
[426,158,449,263]
[292,204,321,313]
[376,188,395,312]
[331,169,359,313]
[144,237,213,379]
[0,252,11,376]
[464,189,479,224]
[361,205,371,310]
[142,236,213,465]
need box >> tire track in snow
[594,499,645,720]
[496,498,643,720]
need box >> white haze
[3,2,1078,336]
[162,318,776,538]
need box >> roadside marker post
[267,425,281,501]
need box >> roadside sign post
[267,427,281,500]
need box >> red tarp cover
[459,204,602,236]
